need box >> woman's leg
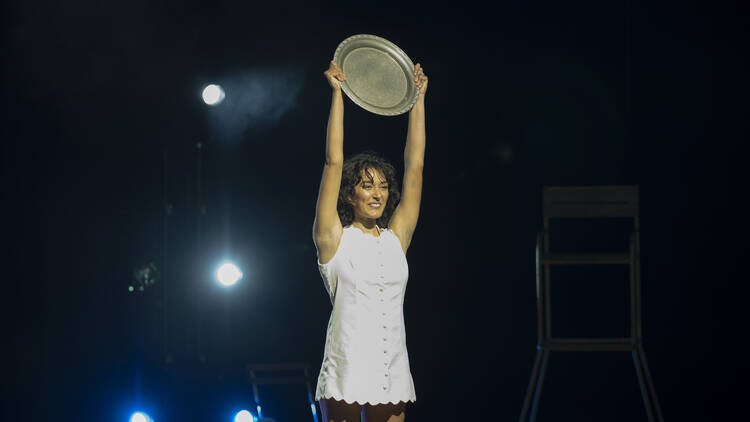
[319,398,363,422]
[361,401,406,422]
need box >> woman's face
[348,167,389,222]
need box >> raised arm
[313,61,346,264]
[390,63,428,253]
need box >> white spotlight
[234,410,255,422]
[216,262,243,286]
[202,84,225,106]
[130,412,152,422]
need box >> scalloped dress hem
[315,393,416,406]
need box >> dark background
[2,1,747,421]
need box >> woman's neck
[351,220,381,236]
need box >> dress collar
[346,224,383,238]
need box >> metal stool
[247,362,319,422]
[519,186,664,422]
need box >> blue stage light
[129,411,153,422]
[234,409,255,422]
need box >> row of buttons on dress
[376,235,390,391]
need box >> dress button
[384,373,389,377]
[383,386,387,390]
[379,288,383,292]
[384,350,387,354]
[382,312,386,316]
[383,338,387,341]
[383,325,387,329]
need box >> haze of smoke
[210,68,303,140]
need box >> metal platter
[333,34,419,116]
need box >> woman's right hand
[324,60,346,91]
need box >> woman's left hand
[414,63,428,99]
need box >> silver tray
[333,34,419,116]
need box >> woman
[312,60,428,422]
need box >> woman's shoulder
[382,226,409,254]
[382,227,403,243]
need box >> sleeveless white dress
[315,225,417,405]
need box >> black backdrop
[3,1,747,421]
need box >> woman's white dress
[315,225,417,405]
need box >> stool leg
[529,350,551,422]
[633,347,658,422]
[518,350,551,422]
[519,349,543,422]
[637,343,665,422]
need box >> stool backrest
[543,185,639,220]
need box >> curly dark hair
[338,151,401,228]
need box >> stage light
[202,84,225,106]
[234,409,255,422]
[129,411,153,422]
[216,262,242,286]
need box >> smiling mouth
[369,203,382,208]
